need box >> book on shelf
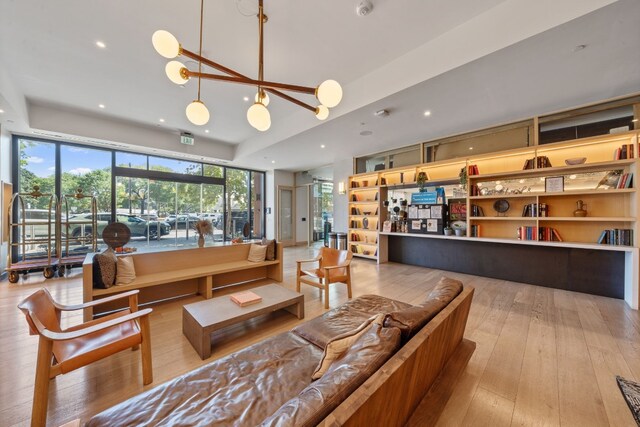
[614,144,635,160]
[615,173,634,189]
[597,229,633,246]
[517,226,562,241]
[521,203,548,217]
[230,291,262,307]
[470,205,484,217]
[536,156,552,168]
[470,224,481,237]
[522,158,535,170]
[467,164,480,175]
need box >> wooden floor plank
[460,386,515,427]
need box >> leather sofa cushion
[85,332,323,427]
[261,238,276,261]
[92,249,117,289]
[384,277,463,340]
[261,323,401,427]
[292,294,412,349]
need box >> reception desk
[378,232,639,308]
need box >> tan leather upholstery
[17,288,152,427]
[292,294,412,348]
[297,247,353,309]
[384,276,463,340]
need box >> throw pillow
[116,256,136,285]
[247,243,268,262]
[261,238,276,261]
[311,313,385,380]
[93,248,117,289]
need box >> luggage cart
[5,186,58,283]
[57,188,98,277]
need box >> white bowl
[565,157,586,165]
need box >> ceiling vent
[375,109,389,118]
[356,1,373,17]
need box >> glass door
[311,182,333,243]
[278,186,294,246]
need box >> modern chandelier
[152,0,343,131]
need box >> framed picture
[545,176,564,193]
[382,220,392,233]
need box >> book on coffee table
[230,291,263,307]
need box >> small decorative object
[453,223,465,236]
[565,157,587,165]
[382,220,392,233]
[573,200,587,217]
[362,217,369,229]
[459,167,467,189]
[493,199,510,216]
[195,219,213,247]
[231,237,244,244]
[230,291,262,307]
[545,176,564,193]
[443,226,454,236]
[417,172,428,192]
[103,222,131,250]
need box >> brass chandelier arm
[185,70,316,95]
[181,48,316,112]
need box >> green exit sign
[180,133,194,145]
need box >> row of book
[517,226,563,241]
[470,224,481,237]
[470,204,484,217]
[523,156,552,170]
[597,229,633,246]
[521,203,549,217]
[467,164,480,176]
[349,233,377,243]
[614,144,635,160]
[350,245,378,256]
[615,173,633,189]
[351,193,378,202]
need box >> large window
[14,137,266,253]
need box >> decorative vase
[362,217,369,230]
[444,228,454,236]
[198,235,205,248]
[573,200,587,217]
[454,228,465,237]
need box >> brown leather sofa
[85,277,471,427]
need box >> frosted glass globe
[316,80,343,108]
[152,30,180,59]
[315,105,329,120]
[165,61,189,85]
[247,103,271,131]
[186,100,210,125]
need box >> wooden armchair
[17,289,152,427]
[296,247,353,309]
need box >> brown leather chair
[296,247,353,309]
[17,289,152,427]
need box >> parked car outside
[165,214,200,229]
[69,213,170,240]
[199,213,222,227]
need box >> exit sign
[180,133,194,145]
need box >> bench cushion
[86,332,322,427]
[261,323,402,427]
[292,294,411,349]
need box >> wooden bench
[82,242,283,321]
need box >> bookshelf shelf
[349,228,378,232]
[349,186,380,192]
[538,216,635,222]
[348,201,379,205]
[469,216,537,221]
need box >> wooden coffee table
[182,283,305,359]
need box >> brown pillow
[93,249,117,289]
[312,313,385,380]
[247,243,267,262]
[261,238,276,260]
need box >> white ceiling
[0,0,637,174]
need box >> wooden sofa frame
[82,243,283,321]
[321,285,475,426]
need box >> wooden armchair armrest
[32,308,152,341]
[52,290,140,311]
[296,256,321,265]
[323,263,351,270]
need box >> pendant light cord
[258,0,264,100]
[197,0,204,101]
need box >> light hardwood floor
[1,245,639,426]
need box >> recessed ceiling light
[96,41,106,49]
[633,119,639,123]
[205,129,210,133]
[469,147,473,150]
[98,104,105,109]
[0,109,4,114]
[159,118,165,123]
[423,110,431,117]
[243,96,249,102]
[271,160,275,164]
[569,174,577,180]
[321,144,325,148]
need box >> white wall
[0,125,12,273]
[332,158,352,233]
[295,186,309,245]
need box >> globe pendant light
[315,105,329,120]
[165,60,189,85]
[316,80,343,108]
[186,100,210,126]
[247,102,271,131]
[152,30,181,59]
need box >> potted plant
[416,172,428,192]
[195,219,213,247]
[443,226,453,236]
[453,223,466,237]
